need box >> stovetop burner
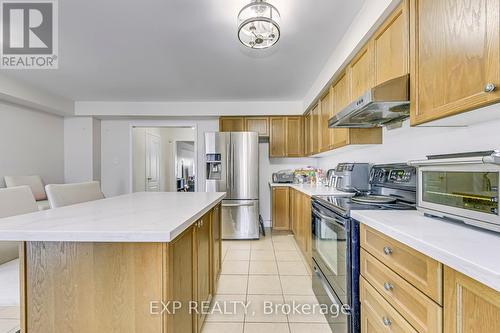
[351,195,398,204]
[313,194,416,218]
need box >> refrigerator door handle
[231,143,235,190]
[222,202,255,207]
[226,143,231,195]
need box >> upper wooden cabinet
[286,116,304,157]
[269,116,304,157]
[331,72,351,149]
[311,103,320,155]
[245,117,269,137]
[444,266,500,333]
[304,111,312,156]
[219,117,245,132]
[269,117,286,157]
[410,0,500,125]
[373,0,409,85]
[348,43,375,102]
[319,89,332,152]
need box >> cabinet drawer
[361,249,442,333]
[360,225,442,304]
[360,277,418,333]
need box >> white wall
[101,118,217,197]
[317,117,500,170]
[259,142,318,226]
[0,102,64,188]
[64,117,101,183]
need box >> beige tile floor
[0,231,330,333]
[203,230,332,333]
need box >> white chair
[0,186,38,265]
[45,181,105,208]
[4,175,50,211]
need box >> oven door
[418,164,500,228]
[311,200,350,305]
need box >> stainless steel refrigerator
[205,132,259,239]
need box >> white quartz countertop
[352,210,500,292]
[0,192,225,242]
[269,182,355,197]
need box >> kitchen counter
[0,191,225,242]
[269,182,355,197]
[352,210,500,292]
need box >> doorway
[132,127,196,192]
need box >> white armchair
[4,175,50,211]
[45,181,105,208]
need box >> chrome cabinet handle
[383,246,393,255]
[485,83,496,93]
[383,282,394,291]
[382,317,392,326]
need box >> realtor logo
[1,0,58,69]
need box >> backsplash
[317,116,500,170]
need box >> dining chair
[45,181,105,208]
[4,175,50,211]
[0,186,38,265]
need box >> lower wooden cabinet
[168,205,221,333]
[286,188,312,267]
[211,204,221,293]
[272,186,290,230]
[167,226,195,333]
[444,266,500,333]
[360,224,500,333]
[360,277,418,333]
[195,213,211,332]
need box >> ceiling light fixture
[237,0,280,49]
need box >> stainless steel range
[311,163,417,333]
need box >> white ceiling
[3,0,365,101]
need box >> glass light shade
[238,0,280,49]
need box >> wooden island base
[20,204,221,333]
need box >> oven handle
[312,263,350,314]
[312,206,346,226]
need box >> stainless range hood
[328,74,410,128]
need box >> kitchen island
[0,192,225,333]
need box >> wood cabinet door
[304,112,311,156]
[245,117,269,137]
[373,0,409,85]
[196,213,211,332]
[269,117,286,157]
[360,277,418,333]
[289,189,297,235]
[272,187,289,230]
[320,89,332,152]
[348,43,374,103]
[331,72,351,149]
[410,0,500,125]
[219,117,245,132]
[444,266,500,333]
[301,192,312,267]
[285,116,304,157]
[167,227,195,333]
[211,204,221,293]
[311,104,320,155]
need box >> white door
[146,133,161,191]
